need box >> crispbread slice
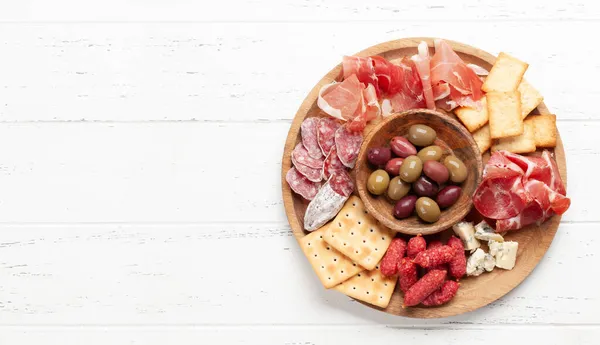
[492,119,536,154]
[482,52,529,92]
[518,79,544,119]
[487,91,524,139]
[299,224,364,288]
[530,114,557,148]
[324,196,393,270]
[472,124,492,153]
[455,98,488,133]
[333,264,397,308]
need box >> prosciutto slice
[317,74,364,121]
[474,150,570,232]
[342,56,378,94]
[430,39,484,102]
[347,84,381,132]
[411,41,435,109]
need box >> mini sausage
[398,258,418,293]
[407,234,427,258]
[380,238,407,277]
[447,236,467,279]
[403,269,447,307]
[413,245,456,268]
[421,280,460,306]
[426,240,446,271]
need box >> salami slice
[292,143,324,170]
[286,167,320,201]
[304,175,350,231]
[322,146,345,180]
[301,117,323,160]
[334,125,363,168]
[317,118,341,156]
[329,170,354,197]
[292,153,322,182]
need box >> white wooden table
[0,1,598,343]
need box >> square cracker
[324,196,393,270]
[472,124,492,153]
[518,79,544,119]
[455,98,488,133]
[530,114,557,148]
[482,52,529,92]
[299,224,364,288]
[492,118,536,154]
[487,91,524,139]
[333,264,397,308]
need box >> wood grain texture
[356,109,483,235]
[282,38,567,318]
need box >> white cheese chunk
[489,240,518,270]
[466,248,486,276]
[474,221,504,242]
[483,253,496,272]
[452,221,481,251]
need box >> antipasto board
[281,38,567,318]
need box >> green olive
[416,197,441,223]
[399,155,423,183]
[443,155,468,183]
[417,145,443,162]
[408,124,436,147]
[367,169,390,195]
[387,176,411,201]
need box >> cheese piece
[452,221,481,251]
[474,221,504,242]
[483,254,496,272]
[489,240,518,270]
[466,248,486,277]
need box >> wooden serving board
[281,38,567,318]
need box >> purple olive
[412,176,439,197]
[423,160,449,184]
[384,158,404,176]
[436,185,462,208]
[393,195,418,219]
[390,136,417,158]
[367,147,392,166]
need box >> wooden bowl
[355,109,483,235]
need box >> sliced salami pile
[287,117,361,202]
[473,150,570,231]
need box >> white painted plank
[0,0,597,22]
[0,22,597,122]
[1,327,599,345]
[0,223,597,325]
[0,122,593,223]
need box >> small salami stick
[407,235,427,258]
[413,245,456,268]
[421,280,460,306]
[403,269,447,307]
[380,238,407,277]
[447,236,467,279]
[398,258,418,293]
[426,240,446,271]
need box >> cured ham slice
[388,57,426,112]
[347,84,381,132]
[342,56,378,94]
[411,41,436,109]
[541,150,566,195]
[317,74,364,121]
[433,83,451,101]
[430,39,484,102]
[473,174,528,219]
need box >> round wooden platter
[281,37,567,318]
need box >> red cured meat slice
[300,118,323,159]
[388,58,426,112]
[342,56,378,94]
[334,125,363,168]
[285,167,320,201]
[292,153,322,183]
[433,83,451,101]
[318,74,364,121]
[411,41,436,109]
[371,56,391,94]
[292,143,324,170]
[322,146,345,180]
[496,199,545,232]
[430,39,483,101]
[347,83,381,132]
[473,175,528,219]
[317,118,341,156]
[329,170,354,197]
[542,150,566,195]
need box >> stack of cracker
[299,196,396,308]
[454,52,558,154]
